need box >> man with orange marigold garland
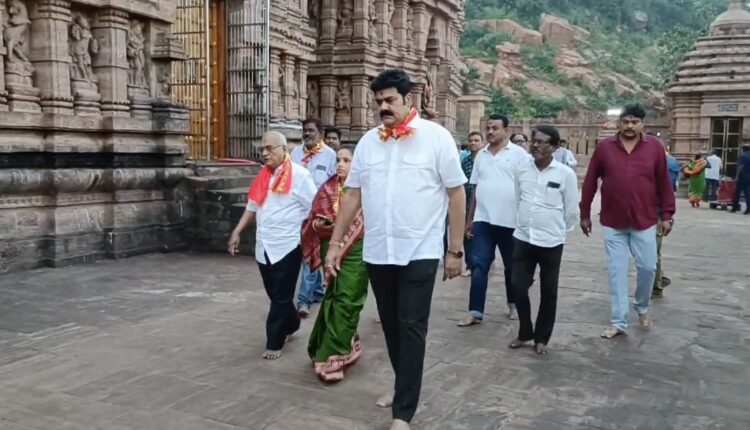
[326,69,466,430]
[228,131,317,360]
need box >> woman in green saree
[301,145,367,383]
[683,154,708,207]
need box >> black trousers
[367,259,439,423]
[257,246,302,351]
[512,239,564,345]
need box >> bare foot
[534,343,549,355]
[508,338,530,349]
[638,314,652,329]
[390,419,410,430]
[376,391,394,408]
[600,327,625,339]
[285,335,294,343]
[507,308,518,320]
[457,315,482,327]
[297,305,310,319]
[460,269,471,277]
[262,349,282,360]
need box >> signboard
[717,103,739,113]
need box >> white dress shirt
[345,114,467,265]
[553,147,577,168]
[246,162,317,265]
[705,154,722,180]
[470,142,529,229]
[290,143,337,188]
[513,158,579,248]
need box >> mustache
[380,110,394,117]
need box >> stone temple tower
[667,0,750,177]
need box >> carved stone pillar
[334,77,351,127]
[92,8,129,116]
[320,75,336,126]
[29,0,73,114]
[412,3,428,55]
[320,0,337,47]
[283,55,296,120]
[298,59,308,119]
[352,0,368,45]
[411,82,424,113]
[0,0,9,111]
[377,1,388,49]
[270,48,282,118]
[393,0,408,54]
[351,75,368,132]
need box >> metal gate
[171,0,269,161]
[226,0,269,160]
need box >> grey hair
[263,131,288,148]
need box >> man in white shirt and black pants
[705,150,722,201]
[326,69,466,430]
[508,125,579,355]
[228,131,317,360]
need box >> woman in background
[683,153,708,207]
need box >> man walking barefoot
[579,104,676,339]
[228,132,317,359]
[325,69,466,430]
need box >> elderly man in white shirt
[290,118,338,318]
[228,131,317,360]
[508,125,579,355]
[459,113,529,327]
[325,69,466,430]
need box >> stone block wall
[0,0,189,274]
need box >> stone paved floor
[0,200,749,430]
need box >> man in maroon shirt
[579,104,676,339]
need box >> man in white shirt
[705,150,722,201]
[228,131,317,360]
[290,118,338,317]
[459,114,529,327]
[553,139,577,169]
[325,69,466,430]
[508,125,579,355]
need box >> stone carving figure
[307,80,318,118]
[386,1,395,46]
[336,0,354,40]
[127,20,147,88]
[69,14,99,83]
[4,0,32,69]
[276,65,286,115]
[290,75,300,117]
[368,1,378,43]
[308,0,319,22]
[422,71,438,119]
[157,67,171,98]
[335,79,351,117]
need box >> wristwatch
[446,249,464,258]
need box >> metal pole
[205,0,212,161]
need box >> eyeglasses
[512,139,526,144]
[260,144,283,153]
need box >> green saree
[684,159,707,205]
[307,239,368,370]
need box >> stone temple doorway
[710,117,743,178]
[171,0,270,161]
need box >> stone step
[191,162,260,178]
[184,174,254,191]
[205,187,249,204]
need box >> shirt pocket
[402,151,431,170]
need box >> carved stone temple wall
[271,0,466,143]
[0,0,189,273]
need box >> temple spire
[729,0,743,11]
